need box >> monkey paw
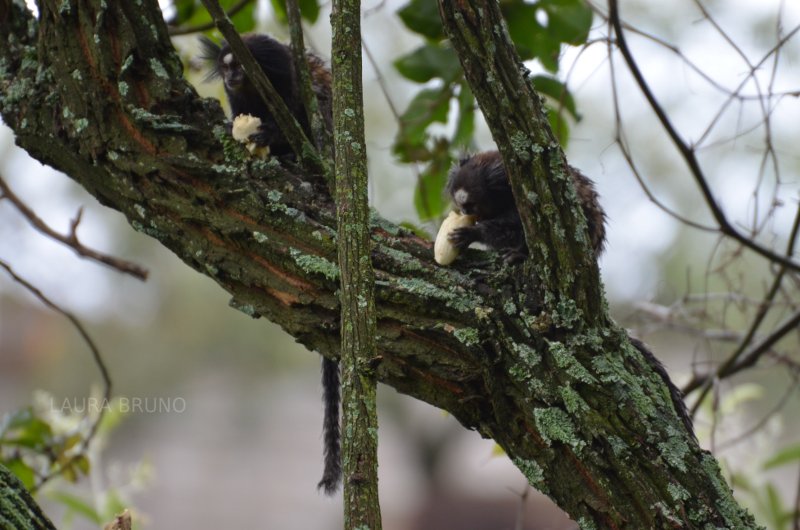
[448,226,479,250]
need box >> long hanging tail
[317,357,341,494]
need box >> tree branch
[0,174,149,280]
[331,0,383,525]
[608,0,800,273]
[0,1,762,528]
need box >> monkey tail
[630,337,696,441]
[318,356,342,494]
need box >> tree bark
[331,0,383,527]
[0,0,761,528]
[0,464,57,530]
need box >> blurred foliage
[393,0,591,221]
[695,383,800,530]
[167,0,319,32]
[168,0,257,33]
[0,392,148,529]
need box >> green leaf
[394,43,462,84]
[5,459,36,490]
[503,3,559,68]
[393,86,451,162]
[546,107,570,147]
[271,0,321,24]
[541,0,593,45]
[763,442,800,470]
[764,484,785,528]
[49,491,103,524]
[229,0,257,33]
[171,0,197,25]
[414,146,452,221]
[0,408,53,449]
[502,0,592,71]
[452,83,475,149]
[397,0,445,40]
[532,75,579,120]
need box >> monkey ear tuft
[198,36,223,81]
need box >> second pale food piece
[232,114,270,158]
[434,211,477,265]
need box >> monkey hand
[447,225,480,250]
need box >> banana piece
[434,211,476,265]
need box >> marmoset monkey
[200,33,332,156]
[442,150,695,439]
[445,150,606,263]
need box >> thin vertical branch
[331,0,383,527]
[286,0,333,162]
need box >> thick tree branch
[0,464,56,530]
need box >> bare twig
[360,37,433,218]
[286,0,333,163]
[0,259,112,492]
[684,203,800,405]
[607,0,800,273]
[0,175,148,281]
[606,26,715,232]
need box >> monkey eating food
[443,150,606,264]
[440,150,695,439]
[200,33,332,157]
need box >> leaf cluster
[393,0,590,221]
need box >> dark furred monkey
[200,33,341,494]
[445,150,606,263]
[444,150,695,439]
[199,33,332,156]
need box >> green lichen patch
[559,385,589,415]
[290,248,339,282]
[512,457,547,490]
[549,340,596,384]
[533,407,585,451]
[513,342,541,367]
[379,246,425,272]
[551,298,582,329]
[656,434,689,473]
[607,435,628,459]
[393,277,476,313]
[453,327,480,347]
[667,482,690,503]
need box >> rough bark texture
[331,0,383,527]
[0,0,761,528]
[0,464,56,530]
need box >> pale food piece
[434,211,476,265]
[232,114,270,158]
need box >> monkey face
[219,50,245,92]
[450,187,480,217]
[446,153,514,221]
